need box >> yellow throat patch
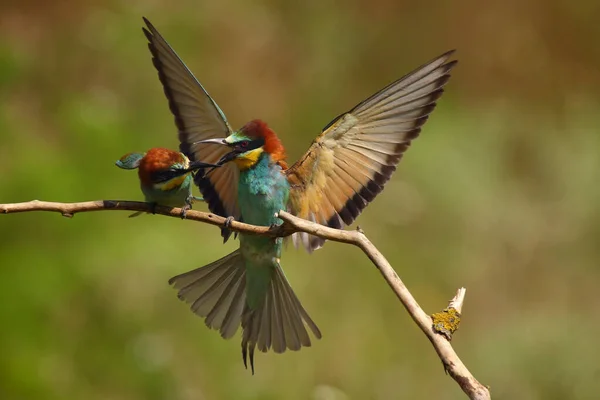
[233,148,264,171]
[159,174,188,191]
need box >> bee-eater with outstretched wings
[116,148,218,217]
[142,17,457,373]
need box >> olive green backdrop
[1,1,599,399]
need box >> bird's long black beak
[192,138,238,174]
[150,161,221,183]
[199,151,239,178]
[186,160,220,172]
[216,151,239,165]
[193,138,228,145]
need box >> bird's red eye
[240,141,249,148]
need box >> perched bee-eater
[116,147,218,217]
[143,18,456,372]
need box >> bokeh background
[1,1,600,399]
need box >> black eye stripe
[150,168,187,183]
[237,138,264,152]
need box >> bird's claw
[180,204,192,220]
[179,196,197,219]
[149,202,158,215]
[224,216,235,228]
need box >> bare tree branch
[0,199,491,400]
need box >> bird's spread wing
[284,50,457,252]
[143,18,241,242]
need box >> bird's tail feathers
[169,251,321,374]
[169,249,247,340]
[241,262,322,373]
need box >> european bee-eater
[116,147,217,217]
[142,18,456,372]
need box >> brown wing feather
[143,18,241,241]
[285,50,457,252]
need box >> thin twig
[449,287,467,314]
[0,199,491,400]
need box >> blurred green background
[1,0,600,399]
